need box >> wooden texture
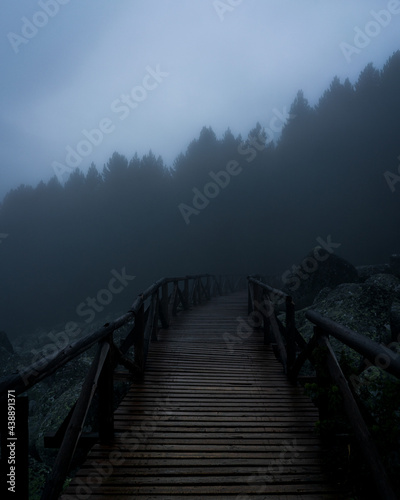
[61,291,344,499]
[306,309,400,378]
[43,341,111,500]
[317,333,397,500]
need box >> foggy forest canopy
[1,51,400,338]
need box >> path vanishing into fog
[61,290,344,499]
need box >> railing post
[193,278,198,305]
[197,278,202,304]
[151,292,160,341]
[285,295,296,379]
[98,335,114,443]
[262,293,273,345]
[254,283,262,314]
[313,326,330,422]
[162,282,169,326]
[184,278,189,307]
[133,303,145,376]
[170,282,179,318]
[218,276,223,295]
[206,275,211,299]
[248,280,253,314]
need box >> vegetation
[1,52,400,342]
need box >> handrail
[0,273,245,500]
[247,275,298,375]
[0,274,209,400]
[306,309,400,379]
[247,276,288,299]
[246,275,399,500]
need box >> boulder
[281,247,358,309]
[356,264,391,282]
[285,277,398,373]
[364,273,400,299]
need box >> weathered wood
[247,276,288,301]
[0,276,218,403]
[113,343,140,373]
[206,275,211,298]
[0,273,242,500]
[162,282,169,326]
[189,278,198,305]
[41,341,110,500]
[289,332,318,382]
[143,293,158,364]
[266,297,287,373]
[247,282,253,315]
[184,278,189,306]
[200,279,209,301]
[285,296,296,372]
[262,299,273,345]
[177,285,187,312]
[169,282,179,319]
[133,303,145,375]
[98,334,115,443]
[151,292,160,341]
[43,402,76,448]
[44,431,98,448]
[214,276,222,296]
[62,291,342,499]
[317,333,397,500]
[307,309,400,378]
[0,312,134,400]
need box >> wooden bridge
[1,274,399,499]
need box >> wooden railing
[247,276,399,500]
[247,276,302,378]
[0,273,245,500]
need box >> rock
[0,346,18,378]
[364,273,400,299]
[356,264,391,282]
[390,301,400,342]
[312,287,332,304]
[291,279,398,372]
[282,247,359,309]
[28,353,94,464]
[390,254,400,277]
[0,330,14,353]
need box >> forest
[1,51,400,339]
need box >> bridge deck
[61,291,344,499]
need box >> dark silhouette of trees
[0,52,400,337]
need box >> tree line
[1,51,399,338]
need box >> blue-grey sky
[1,0,399,200]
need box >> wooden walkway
[61,291,344,499]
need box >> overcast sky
[1,0,399,200]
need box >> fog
[0,1,400,338]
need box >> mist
[1,1,400,339]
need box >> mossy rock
[286,278,399,373]
[0,346,19,378]
[28,353,94,465]
[357,264,391,282]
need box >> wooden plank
[61,291,344,499]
